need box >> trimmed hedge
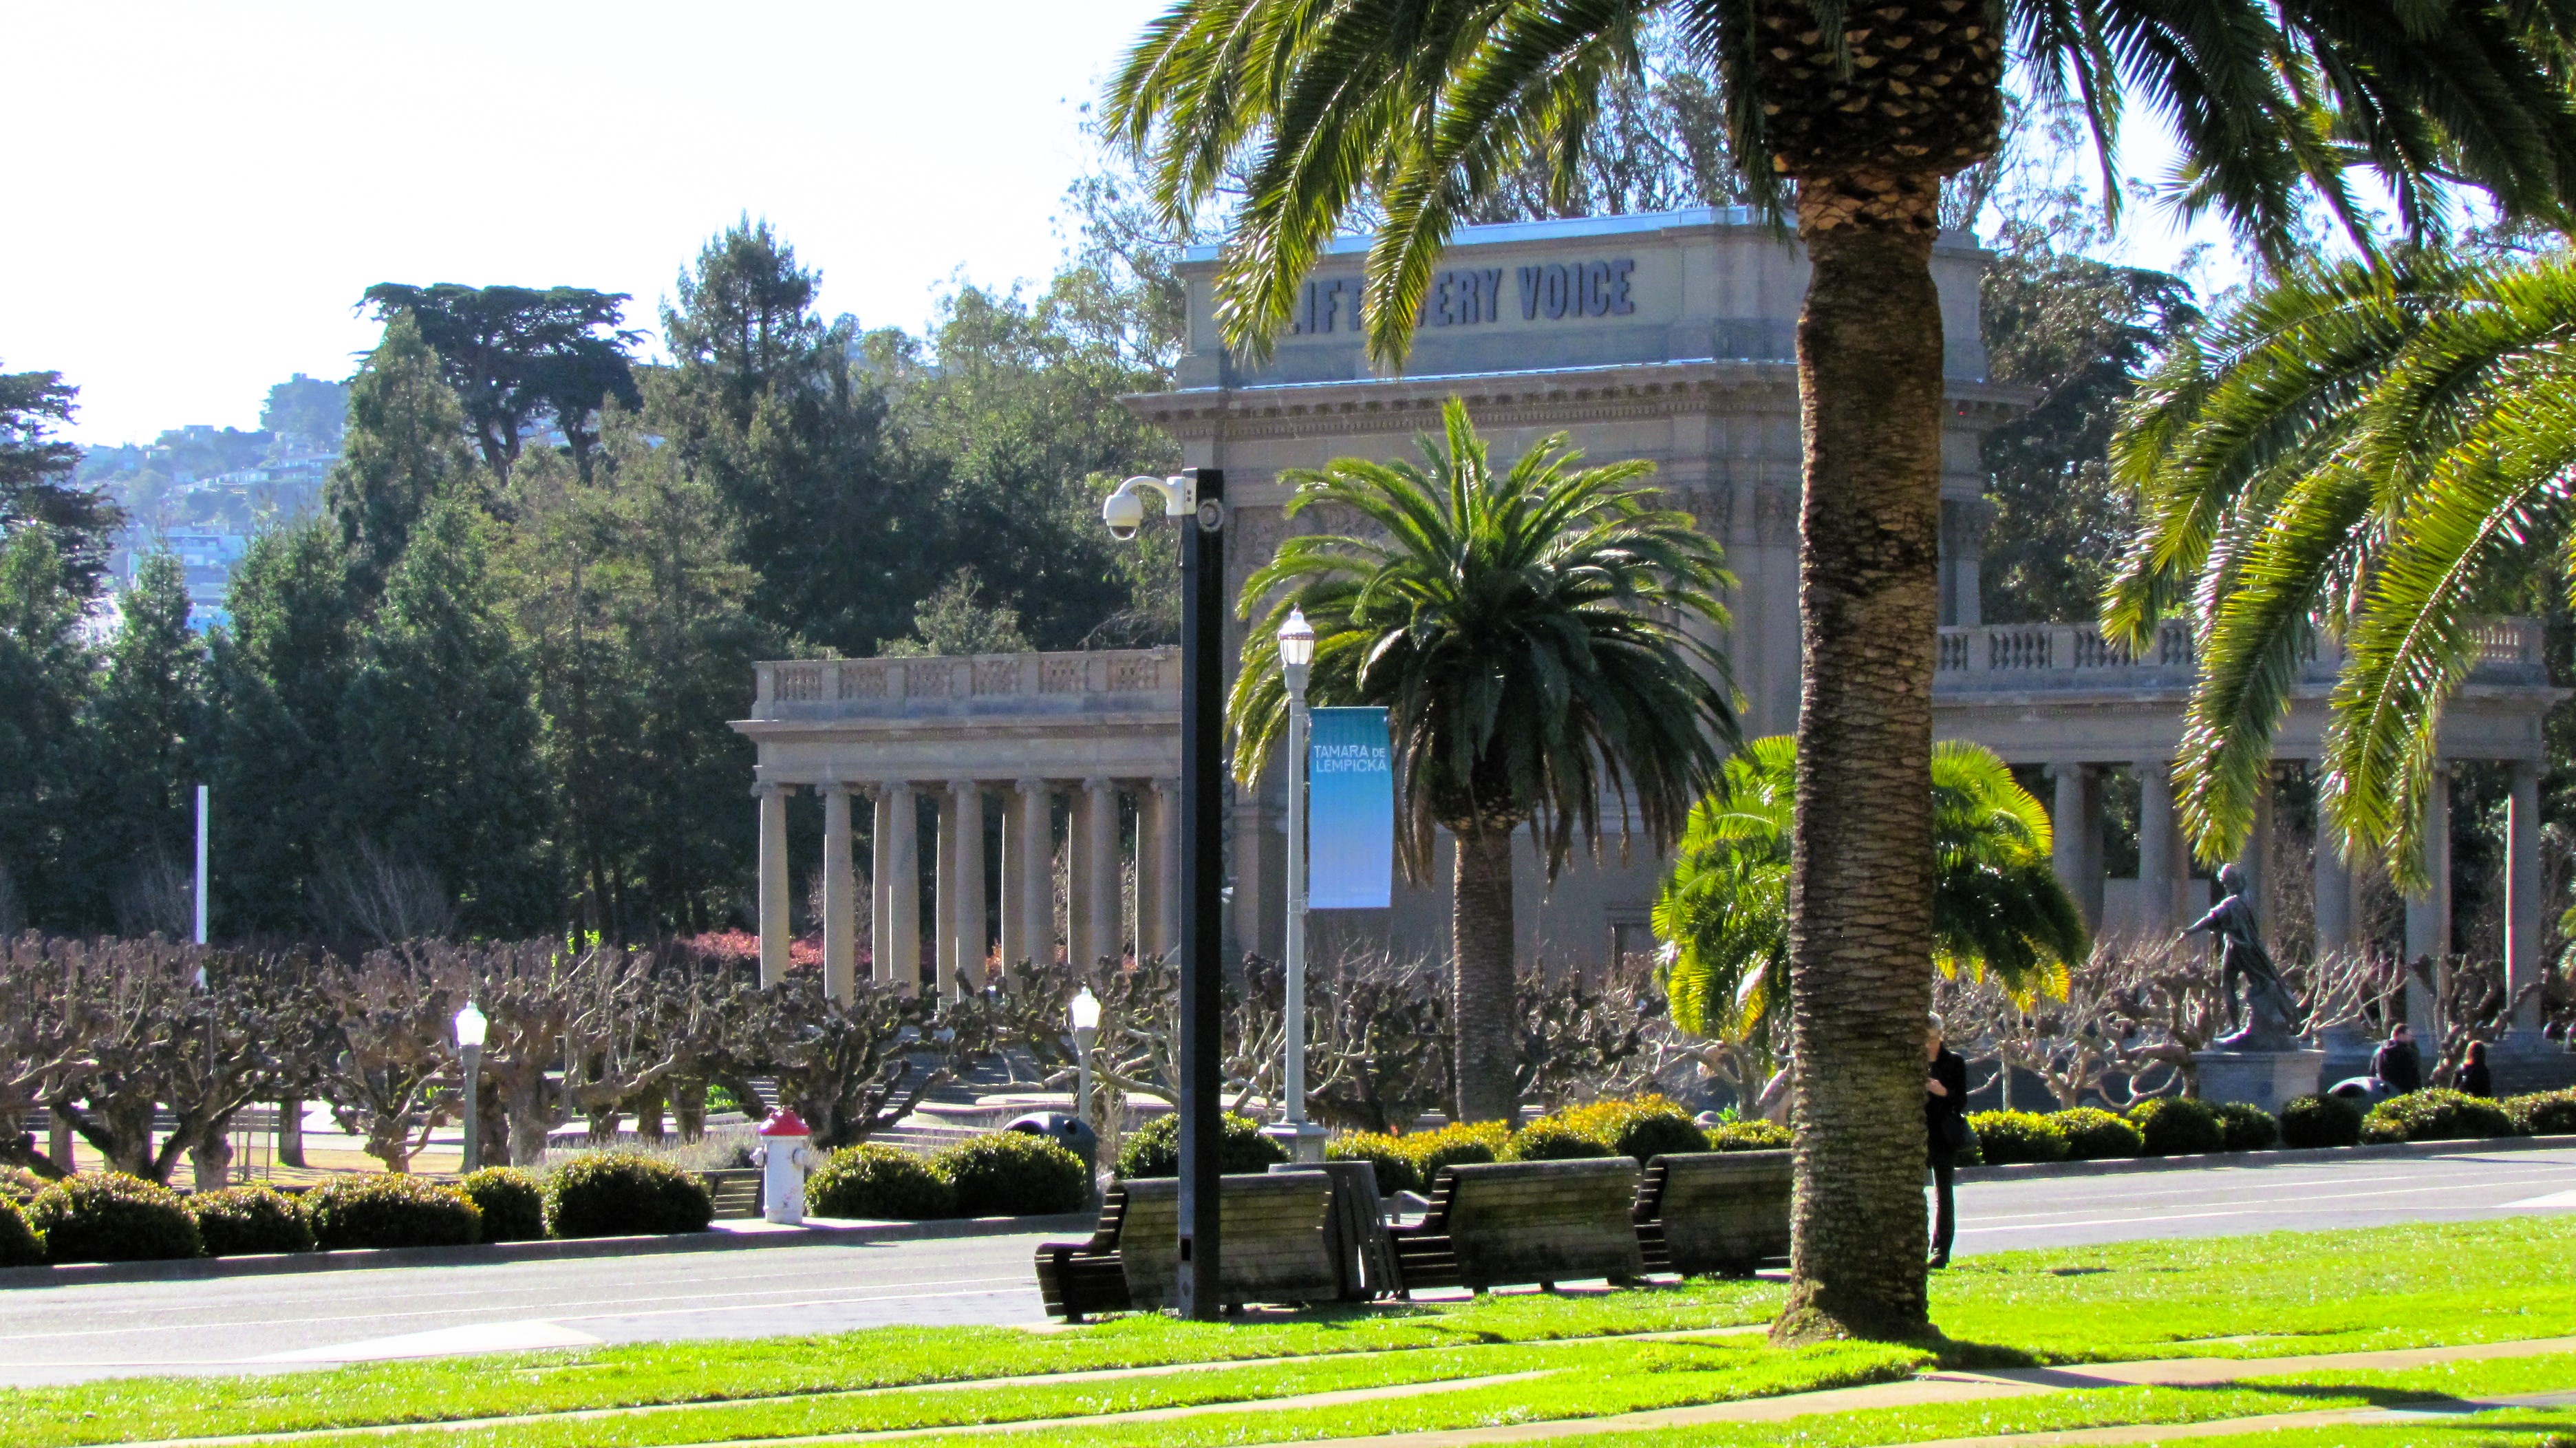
[809,1144,955,1219]
[0,1166,49,1208]
[2505,1089,2576,1137]
[2129,1096,2227,1157]
[1115,1112,1287,1179]
[2279,1093,2364,1149]
[2213,1102,2281,1153]
[1708,1120,1792,1152]
[2362,1088,2518,1144]
[1410,1121,1512,1177]
[28,1173,202,1262]
[2052,1107,2144,1159]
[938,1132,1087,1217]
[1549,1097,1711,1163]
[0,1197,44,1267]
[1966,1110,2070,1165]
[1325,1132,1424,1196]
[189,1185,314,1257]
[544,1153,713,1238]
[458,1167,546,1242]
[1502,1119,1616,1162]
[305,1173,481,1250]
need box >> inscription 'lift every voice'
[1290,258,1638,334]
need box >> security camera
[1102,487,1146,542]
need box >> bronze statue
[2180,862,2304,1050]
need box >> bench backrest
[1643,1149,1792,1276]
[1434,1158,1644,1288]
[1114,1172,1338,1309]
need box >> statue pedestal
[2193,1048,2325,1115]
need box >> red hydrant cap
[759,1109,811,1137]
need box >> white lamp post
[453,1001,488,1173]
[1274,609,1326,1162]
[1069,986,1102,1203]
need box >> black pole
[1176,465,1226,1320]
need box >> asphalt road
[4,1144,2572,1388]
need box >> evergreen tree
[1,368,121,597]
[69,553,209,933]
[327,316,477,598]
[337,500,550,935]
[0,526,93,929]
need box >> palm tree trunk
[1451,825,1519,1122]
[1776,212,1945,1344]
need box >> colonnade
[2043,756,2546,1040]
[753,775,1183,1001]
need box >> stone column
[2403,763,2451,1039]
[949,778,988,994]
[1073,777,1120,968]
[755,780,790,988]
[2134,758,2180,939]
[1005,778,1053,971]
[933,786,961,1001]
[871,787,896,985]
[2507,759,2545,1041]
[1150,778,1181,962]
[2312,819,2354,961]
[2237,767,2273,917]
[1134,779,1162,962]
[2050,764,2096,930]
[822,784,857,1003]
[881,779,921,995]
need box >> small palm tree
[1657,736,2085,1061]
[1231,398,1741,1125]
[2105,250,2575,876]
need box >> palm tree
[1230,399,1740,1125]
[1657,735,2085,1061]
[2106,248,2576,877]
[1108,0,2576,1343]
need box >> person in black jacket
[1926,1014,1969,1269]
[2373,1023,2425,1095]
[2458,1039,2493,1098]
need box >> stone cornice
[1121,361,2037,441]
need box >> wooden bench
[1034,1186,1137,1323]
[1269,1160,1401,1300]
[1391,1158,1644,1294]
[700,1169,763,1220]
[1633,1150,1792,1278]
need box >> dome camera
[1102,486,1146,541]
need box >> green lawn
[1,1217,2571,1448]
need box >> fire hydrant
[752,1109,815,1224]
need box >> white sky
[5,1,2253,450]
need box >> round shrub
[2279,1093,2364,1149]
[1408,1121,1512,1179]
[458,1167,546,1242]
[189,1185,314,1257]
[304,1173,480,1250]
[1503,1119,1615,1162]
[544,1152,713,1238]
[1326,1132,1424,1196]
[2361,1088,2518,1144]
[2213,1102,2280,1153]
[1115,1112,1287,1179]
[1549,1096,1712,1162]
[937,1131,1088,1217]
[1966,1110,2070,1166]
[2504,1089,2576,1137]
[27,1173,202,1262]
[1708,1120,1793,1152]
[2052,1108,2145,1160]
[2129,1097,2227,1157]
[0,1166,50,1208]
[0,1197,44,1266]
[809,1144,955,1219]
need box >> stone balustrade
[1935,617,2546,692]
[751,648,1179,719]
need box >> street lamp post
[1102,467,1226,1321]
[1274,608,1325,1164]
[453,1001,488,1174]
[1069,986,1101,1204]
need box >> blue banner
[1307,707,1394,909]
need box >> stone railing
[748,648,1180,719]
[1935,617,2547,691]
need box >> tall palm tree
[1108,0,2576,1343]
[2106,249,2576,877]
[1657,735,2085,1057]
[1230,399,1740,1125]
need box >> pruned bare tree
[315,946,464,1171]
[0,933,103,1178]
[314,838,458,946]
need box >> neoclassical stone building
[734,208,2557,1048]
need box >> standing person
[2458,1039,2493,1098]
[1925,1014,1968,1270]
[2374,1023,2425,1095]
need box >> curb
[0,1211,1095,1290]
[1955,1131,2576,1182]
